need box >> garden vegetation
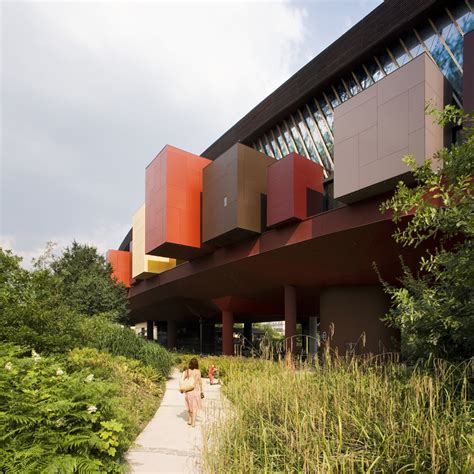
[0,243,174,472]
[201,356,473,473]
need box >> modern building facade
[108,0,473,356]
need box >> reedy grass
[202,355,473,473]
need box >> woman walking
[180,358,203,427]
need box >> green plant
[78,317,174,379]
[0,248,84,353]
[49,241,129,324]
[202,355,473,473]
[380,106,474,361]
[0,344,164,473]
[0,248,174,378]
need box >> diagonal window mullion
[276,124,291,155]
[313,98,334,140]
[428,18,463,72]
[445,7,464,37]
[297,108,326,169]
[305,104,334,170]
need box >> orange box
[107,250,132,288]
[145,145,211,260]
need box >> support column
[301,320,309,354]
[284,285,297,353]
[146,320,154,341]
[309,316,318,355]
[243,322,253,347]
[222,310,234,356]
[167,320,177,349]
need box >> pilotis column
[222,310,234,356]
[284,285,297,353]
[146,320,154,341]
[243,322,253,347]
[167,320,177,349]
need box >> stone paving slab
[125,368,222,473]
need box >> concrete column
[243,322,253,347]
[320,285,400,355]
[309,316,318,355]
[222,310,234,356]
[146,320,154,341]
[284,285,297,353]
[167,320,177,349]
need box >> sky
[1,0,382,266]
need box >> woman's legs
[191,410,197,427]
[187,410,192,425]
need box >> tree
[50,241,129,323]
[0,248,82,352]
[0,241,131,351]
[380,106,473,361]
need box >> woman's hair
[188,358,199,370]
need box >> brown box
[334,53,450,204]
[202,143,276,246]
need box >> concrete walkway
[125,369,222,473]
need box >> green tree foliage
[0,248,82,353]
[50,241,129,323]
[380,106,474,361]
[0,246,173,378]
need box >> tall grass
[203,355,473,473]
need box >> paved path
[125,369,222,473]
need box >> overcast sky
[1,0,381,266]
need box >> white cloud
[2,0,310,260]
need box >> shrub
[79,317,174,379]
[0,344,163,473]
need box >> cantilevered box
[132,204,176,280]
[334,53,449,204]
[145,145,211,260]
[267,152,324,228]
[106,250,132,288]
[202,143,276,246]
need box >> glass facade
[252,0,473,178]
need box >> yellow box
[132,204,176,279]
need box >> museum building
[107,0,474,355]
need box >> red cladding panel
[267,152,324,228]
[145,145,211,259]
[107,250,132,288]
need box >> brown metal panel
[202,143,275,246]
